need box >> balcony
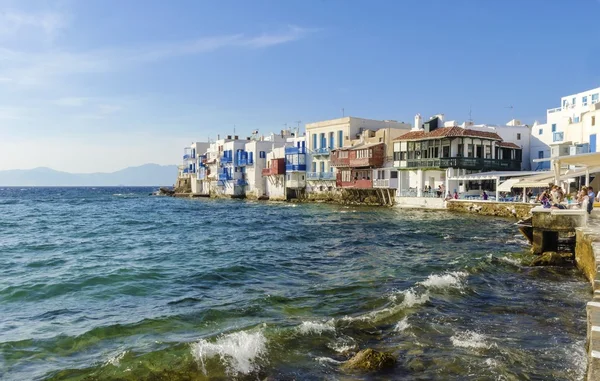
[220,156,233,164]
[285,164,307,172]
[310,147,331,156]
[183,154,190,160]
[553,132,564,142]
[337,179,373,189]
[285,146,307,155]
[236,179,247,186]
[402,157,521,171]
[547,107,562,114]
[306,172,335,180]
[182,168,189,174]
[373,179,389,188]
[218,173,232,181]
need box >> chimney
[234,135,238,140]
[227,135,232,140]
[414,113,423,130]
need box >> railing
[236,179,247,186]
[220,156,232,164]
[553,132,564,142]
[398,189,441,198]
[306,172,335,180]
[183,154,190,160]
[238,158,248,166]
[403,157,520,171]
[547,107,562,114]
[285,164,307,172]
[218,173,232,181]
[338,179,372,189]
[285,146,307,155]
[261,168,273,176]
[310,147,331,156]
[373,179,389,188]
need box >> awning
[497,178,522,192]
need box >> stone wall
[574,221,600,380]
[395,197,445,209]
[446,200,535,220]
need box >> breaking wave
[297,319,336,335]
[104,350,127,367]
[394,317,410,332]
[450,330,495,350]
[190,329,267,376]
[419,271,468,290]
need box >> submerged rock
[530,251,570,267]
[156,187,175,196]
[341,348,396,372]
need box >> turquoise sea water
[0,187,591,380]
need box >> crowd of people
[536,184,597,214]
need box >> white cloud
[0,10,68,40]
[0,25,318,87]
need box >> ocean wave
[104,350,127,367]
[315,356,344,365]
[418,271,468,290]
[327,336,358,354]
[498,256,522,267]
[450,330,495,350]
[190,329,267,376]
[297,319,336,335]
[394,317,410,332]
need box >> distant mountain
[0,164,178,186]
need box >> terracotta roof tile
[497,142,521,149]
[394,127,503,141]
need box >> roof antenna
[468,106,473,124]
[342,108,345,117]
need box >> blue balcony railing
[285,146,307,155]
[553,132,564,142]
[306,172,335,180]
[238,158,248,166]
[286,164,307,172]
[220,156,232,164]
[310,147,331,156]
[183,154,190,160]
[183,168,189,174]
[236,179,247,186]
[218,173,232,181]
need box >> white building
[305,116,411,194]
[284,134,307,199]
[531,86,600,170]
[262,146,287,200]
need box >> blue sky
[1,0,599,172]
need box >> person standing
[482,190,488,200]
[588,186,595,214]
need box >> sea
[0,187,591,380]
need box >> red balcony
[336,179,373,189]
[331,143,385,168]
[262,158,285,176]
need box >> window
[517,133,521,140]
[400,152,407,160]
[287,174,290,181]
[551,124,556,132]
[467,144,474,158]
[390,171,398,179]
[329,132,335,149]
[301,175,304,180]
[572,97,576,105]
[320,161,325,172]
[312,134,317,149]
[312,162,316,172]
[593,116,596,126]
[338,130,343,148]
[574,116,580,123]
[539,129,543,135]
[593,93,599,103]
[320,133,326,148]
[563,99,567,108]
[393,151,401,160]
[583,96,588,106]
[457,144,464,157]
[259,151,266,158]
[342,170,351,182]
[538,151,544,159]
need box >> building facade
[531,86,600,170]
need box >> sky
[0,0,599,173]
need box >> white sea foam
[450,331,495,350]
[419,271,468,290]
[104,350,127,367]
[297,319,336,335]
[400,288,430,307]
[484,358,499,368]
[498,256,521,266]
[315,356,344,365]
[327,336,357,353]
[394,317,410,332]
[190,330,267,376]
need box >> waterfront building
[262,146,287,200]
[284,134,307,199]
[530,86,600,170]
[305,117,411,195]
[393,114,523,197]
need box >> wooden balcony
[336,179,373,189]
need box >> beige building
[305,116,411,193]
